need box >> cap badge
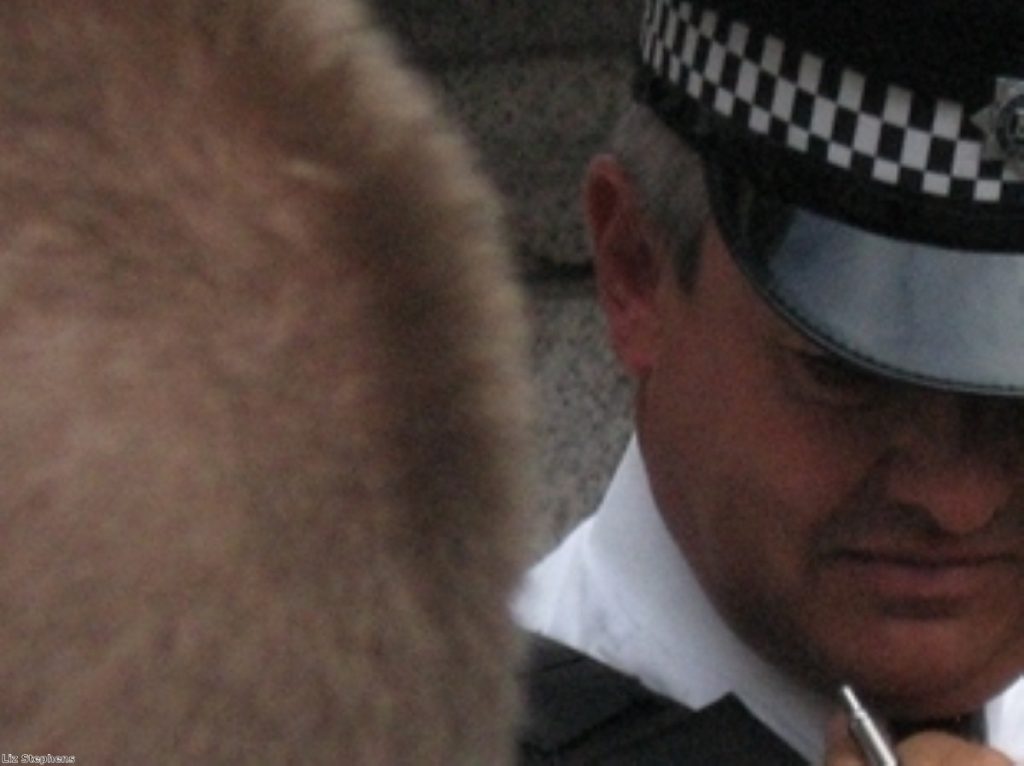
[972,77,1024,167]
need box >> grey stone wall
[375,1,641,551]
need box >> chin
[726,586,1024,717]
[821,625,1021,719]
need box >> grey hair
[608,103,711,288]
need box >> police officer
[516,1,1024,762]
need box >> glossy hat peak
[635,0,1024,394]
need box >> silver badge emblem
[972,77,1024,167]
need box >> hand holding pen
[824,687,1014,766]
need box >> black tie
[889,713,985,743]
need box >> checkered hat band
[640,0,1024,204]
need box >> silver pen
[839,685,901,766]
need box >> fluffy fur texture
[0,0,532,762]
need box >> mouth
[826,548,1018,612]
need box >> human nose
[883,394,1017,536]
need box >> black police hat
[635,0,1024,394]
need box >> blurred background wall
[374,1,640,555]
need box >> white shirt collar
[515,435,1024,762]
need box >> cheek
[673,371,875,541]
[638,297,890,617]
[643,354,890,633]
[650,313,884,524]
[646,374,836,583]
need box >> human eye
[782,347,891,408]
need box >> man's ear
[584,154,668,379]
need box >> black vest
[518,636,807,765]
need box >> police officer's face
[592,162,1024,717]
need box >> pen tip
[838,684,861,712]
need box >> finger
[823,712,864,766]
[900,731,1014,766]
